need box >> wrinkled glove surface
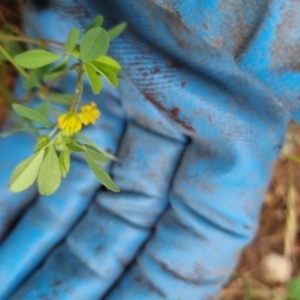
[0,0,299,299]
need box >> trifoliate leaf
[38,144,61,195]
[94,55,121,72]
[80,27,109,62]
[8,149,45,192]
[59,148,70,178]
[86,15,104,32]
[65,28,80,54]
[84,62,102,94]
[15,50,61,69]
[84,153,119,192]
[107,22,127,40]
[13,103,52,126]
[84,145,109,164]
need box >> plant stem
[0,34,64,48]
[20,64,78,104]
[48,126,58,138]
[0,44,28,78]
[70,66,84,111]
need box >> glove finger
[102,29,290,300]
[0,81,124,300]
[11,117,186,300]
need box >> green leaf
[71,46,80,59]
[47,92,73,105]
[8,149,45,192]
[23,70,39,90]
[35,102,50,118]
[13,103,52,126]
[94,55,121,72]
[65,28,80,54]
[287,276,300,300]
[0,127,48,138]
[43,69,70,82]
[38,144,61,195]
[90,61,118,87]
[34,135,50,152]
[43,57,69,81]
[59,148,70,178]
[108,22,127,40]
[80,27,109,62]
[84,63,102,94]
[75,132,117,161]
[86,15,104,32]
[84,153,119,192]
[84,146,109,164]
[67,139,85,152]
[15,50,61,69]
[23,66,48,90]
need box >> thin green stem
[48,126,58,138]
[0,34,64,47]
[0,44,28,78]
[70,66,84,111]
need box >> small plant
[0,15,126,195]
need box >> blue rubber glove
[0,0,299,299]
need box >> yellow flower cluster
[57,102,101,136]
[58,112,82,136]
[79,102,101,126]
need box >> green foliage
[66,139,85,152]
[95,55,121,71]
[38,144,61,195]
[90,61,118,87]
[287,276,300,300]
[80,27,109,62]
[0,15,126,196]
[108,22,127,40]
[34,135,50,152]
[84,153,119,192]
[86,15,104,32]
[15,49,61,69]
[35,102,50,118]
[8,149,45,192]
[23,66,48,90]
[59,148,70,178]
[84,62,102,94]
[84,144,109,164]
[13,103,52,126]
[65,28,80,54]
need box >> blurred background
[0,1,299,299]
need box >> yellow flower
[79,102,101,126]
[57,112,82,136]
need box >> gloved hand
[0,0,299,299]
